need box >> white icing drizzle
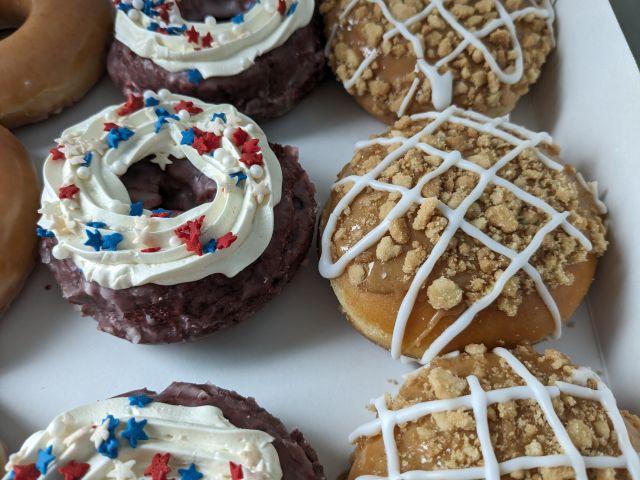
[318,107,597,364]
[349,347,640,480]
[114,0,313,79]
[327,0,554,116]
[2,397,283,480]
[38,91,282,290]
[576,172,608,214]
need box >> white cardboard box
[1,0,639,477]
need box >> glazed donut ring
[0,0,113,128]
[319,108,608,363]
[0,125,39,314]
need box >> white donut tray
[1,1,638,478]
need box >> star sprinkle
[144,453,171,480]
[229,462,244,480]
[95,414,121,459]
[90,417,112,449]
[58,461,90,480]
[130,201,144,216]
[174,215,205,255]
[202,238,217,254]
[101,232,124,251]
[86,221,107,228]
[240,138,263,167]
[83,152,93,167]
[277,0,286,15]
[252,181,270,203]
[192,131,221,155]
[11,464,40,480]
[175,100,203,115]
[121,418,148,448]
[154,107,179,132]
[107,126,135,149]
[229,171,247,186]
[104,122,120,132]
[150,152,173,170]
[58,184,80,200]
[117,94,144,115]
[231,13,244,23]
[36,446,55,475]
[187,69,203,85]
[211,112,226,123]
[141,247,161,253]
[145,96,160,107]
[186,25,199,44]
[202,32,213,47]
[232,127,249,146]
[117,2,133,13]
[286,1,298,16]
[217,232,237,249]
[107,460,136,480]
[180,128,196,145]
[178,464,203,480]
[84,229,103,251]
[50,146,65,161]
[36,226,55,238]
[151,208,173,218]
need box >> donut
[0,0,113,128]
[2,382,325,480]
[321,0,555,123]
[107,0,325,120]
[0,126,39,314]
[37,91,316,343]
[318,107,607,363]
[348,344,640,480]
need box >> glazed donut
[37,91,316,343]
[2,382,325,480]
[348,344,640,480]
[107,0,325,120]
[319,107,607,363]
[321,0,555,123]
[0,126,38,314]
[0,0,113,128]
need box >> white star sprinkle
[252,182,270,204]
[107,460,137,480]
[150,152,173,171]
[90,420,110,449]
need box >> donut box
[1,1,638,479]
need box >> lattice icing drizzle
[325,0,554,117]
[2,396,282,480]
[349,347,640,480]
[37,91,282,290]
[319,106,603,364]
[114,0,314,79]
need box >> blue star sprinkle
[36,226,55,238]
[117,3,133,13]
[230,171,247,186]
[147,21,160,32]
[166,24,188,35]
[179,464,204,480]
[180,128,196,145]
[128,394,153,407]
[155,107,180,133]
[142,0,158,16]
[187,69,203,85]
[121,418,149,448]
[231,13,244,23]
[101,232,124,251]
[211,112,227,123]
[96,414,121,458]
[202,238,217,254]
[83,151,93,167]
[86,221,107,229]
[36,445,55,475]
[130,201,144,216]
[145,96,160,107]
[84,229,103,251]
[107,127,135,149]
[287,1,298,15]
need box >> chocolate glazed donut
[107,0,326,120]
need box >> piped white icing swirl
[114,0,314,79]
[37,90,282,290]
[2,397,283,480]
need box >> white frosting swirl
[2,397,283,480]
[37,91,282,290]
[114,0,314,78]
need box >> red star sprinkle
[103,122,119,132]
[12,464,40,480]
[50,146,65,161]
[217,232,237,249]
[202,32,214,47]
[174,215,205,256]
[144,453,171,480]
[229,462,244,480]
[58,461,90,480]
[277,0,286,15]
[157,3,171,22]
[150,211,170,218]
[232,127,249,147]
[117,94,144,116]
[141,247,161,253]
[58,184,80,200]
[192,132,221,155]
[186,26,200,44]
[174,100,204,115]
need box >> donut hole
[177,0,254,21]
[120,157,216,213]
